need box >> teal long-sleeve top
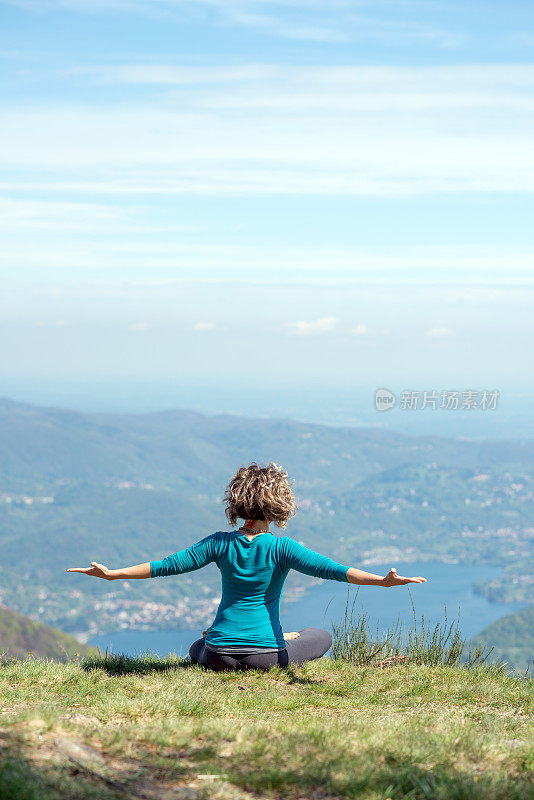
[150,530,349,649]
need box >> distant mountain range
[0,606,98,661]
[0,396,532,641]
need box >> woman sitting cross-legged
[67,462,426,671]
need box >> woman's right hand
[66,562,115,580]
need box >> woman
[67,462,426,671]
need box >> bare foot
[283,631,300,640]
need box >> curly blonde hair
[224,462,297,529]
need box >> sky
[1,0,533,427]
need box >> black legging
[188,627,332,671]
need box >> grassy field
[0,654,532,800]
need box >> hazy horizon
[2,379,532,442]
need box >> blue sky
[1,0,533,415]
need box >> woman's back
[150,530,349,649]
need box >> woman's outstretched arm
[66,562,150,580]
[281,539,426,587]
[67,533,221,582]
[347,567,426,586]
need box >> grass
[0,651,533,800]
[330,589,497,669]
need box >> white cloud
[128,321,151,331]
[4,2,461,47]
[192,321,216,331]
[76,63,534,111]
[0,196,122,232]
[2,234,534,277]
[350,324,369,335]
[224,10,349,43]
[1,65,533,197]
[286,316,337,335]
[71,64,280,85]
[425,327,452,337]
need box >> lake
[88,562,526,658]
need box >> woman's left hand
[382,568,426,587]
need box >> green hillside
[1,396,531,494]
[0,397,532,636]
[476,605,534,673]
[0,607,98,662]
[0,655,532,800]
